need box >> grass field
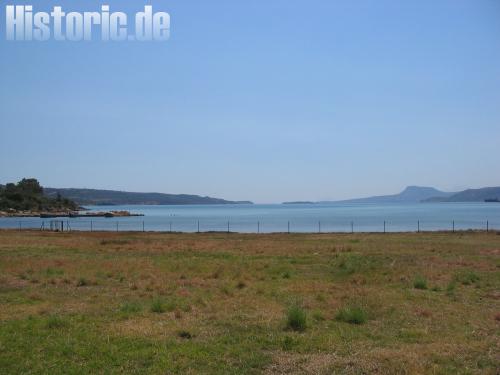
[0,230,499,374]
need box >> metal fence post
[116,222,119,232]
[487,220,489,232]
[90,220,93,232]
[452,220,455,233]
[257,221,260,234]
[418,220,420,233]
[288,221,290,234]
[142,221,145,232]
[227,221,230,233]
[197,221,200,233]
[351,221,354,233]
[383,221,386,233]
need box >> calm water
[1,202,499,233]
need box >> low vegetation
[0,230,499,374]
[285,304,307,331]
[335,306,368,325]
[413,275,428,290]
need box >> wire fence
[2,218,499,233]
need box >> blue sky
[1,0,499,203]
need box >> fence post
[227,221,230,233]
[487,220,489,232]
[169,222,172,233]
[383,221,386,233]
[288,221,290,234]
[116,222,119,232]
[351,221,354,233]
[18,221,22,231]
[142,221,145,232]
[318,221,321,233]
[197,221,200,233]
[257,221,260,234]
[452,220,455,233]
[418,220,420,233]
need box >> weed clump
[150,298,166,313]
[120,302,142,315]
[312,310,325,321]
[281,336,297,351]
[446,280,457,297]
[413,276,428,290]
[45,267,64,277]
[286,305,307,331]
[45,315,68,329]
[335,306,367,325]
[455,270,480,285]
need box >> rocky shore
[0,209,144,218]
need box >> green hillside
[44,188,252,206]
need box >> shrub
[456,270,480,285]
[413,276,428,290]
[150,298,165,313]
[282,271,291,279]
[335,306,367,325]
[286,305,307,331]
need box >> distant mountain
[323,186,455,204]
[422,187,500,202]
[44,188,252,206]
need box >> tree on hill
[0,178,78,212]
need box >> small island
[0,178,141,218]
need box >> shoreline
[0,228,496,235]
[0,210,144,218]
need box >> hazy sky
[1,0,499,203]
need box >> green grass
[0,230,498,374]
[119,301,142,315]
[45,315,69,329]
